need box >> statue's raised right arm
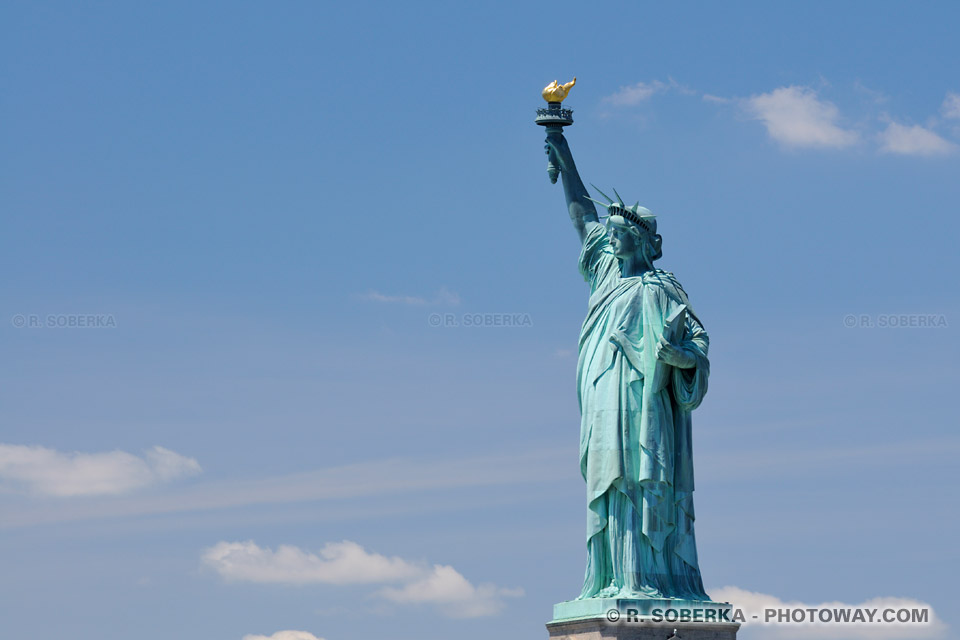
[544,130,599,244]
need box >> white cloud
[877,122,956,156]
[355,287,459,306]
[603,80,669,106]
[243,632,324,640]
[204,540,522,618]
[941,92,960,119]
[744,86,859,149]
[0,444,201,497]
[377,564,524,618]
[202,540,422,585]
[712,586,947,639]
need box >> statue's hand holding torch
[544,130,570,184]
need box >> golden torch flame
[542,77,577,103]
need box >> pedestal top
[553,597,734,623]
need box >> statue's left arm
[666,313,710,411]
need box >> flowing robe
[576,222,710,601]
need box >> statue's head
[586,186,663,265]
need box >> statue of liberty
[545,128,712,602]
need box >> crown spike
[612,187,625,206]
[584,196,610,210]
[589,184,614,204]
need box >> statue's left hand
[544,132,571,168]
[656,338,697,369]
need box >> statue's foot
[579,582,666,600]
[618,585,665,599]
[595,583,620,598]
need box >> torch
[535,77,576,183]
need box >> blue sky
[1,2,958,639]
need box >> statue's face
[608,225,639,259]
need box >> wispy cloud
[244,632,324,640]
[603,80,668,106]
[0,444,201,497]
[355,287,460,306]
[853,80,889,105]
[0,448,571,529]
[877,121,956,156]
[702,94,733,105]
[744,86,859,149]
[203,540,422,585]
[712,586,946,639]
[941,92,960,119]
[357,292,426,304]
[602,78,692,107]
[205,540,522,618]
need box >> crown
[585,185,657,234]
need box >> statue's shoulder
[642,270,689,304]
[641,269,682,288]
